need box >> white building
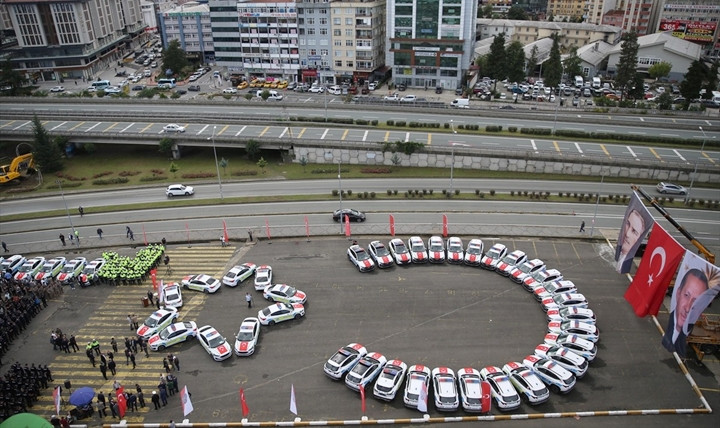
[159,2,214,63]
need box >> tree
[486,33,507,90]
[0,59,28,95]
[562,47,583,81]
[220,157,228,176]
[543,34,563,89]
[615,32,639,101]
[158,137,174,156]
[680,60,707,103]
[31,115,63,173]
[655,92,673,110]
[505,41,527,83]
[648,61,672,81]
[299,156,308,173]
[481,4,493,18]
[703,60,719,99]
[245,140,261,160]
[256,157,268,173]
[507,6,528,20]
[526,46,539,80]
[169,161,179,177]
[161,40,189,78]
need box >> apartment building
[477,19,622,51]
[159,2,214,63]
[296,0,332,85]
[657,0,720,58]
[329,0,385,85]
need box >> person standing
[59,234,66,246]
[97,228,103,240]
[86,347,96,367]
[147,290,154,305]
[111,337,118,353]
[68,233,74,245]
[151,391,160,410]
[69,335,79,352]
[579,221,585,232]
[78,206,84,217]
[131,314,139,330]
[96,399,106,418]
[74,230,80,244]
[99,361,108,380]
[172,354,179,371]
[1,241,7,252]
[245,292,252,308]
[162,358,170,373]
[127,315,134,331]
[124,348,131,366]
[247,229,253,242]
[108,358,116,376]
[136,384,145,408]
[130,352,136,369]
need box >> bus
[157,78,176,89]
[89,80,111,90]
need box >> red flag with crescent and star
[624,222,685,317]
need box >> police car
[445,237,464,264]
[57,257,86,284]
[323,343,367,380]
[254,265,273,290]
[373,359,407,401]
[347,245,376,272]
[522,268,563,292]
[79,258,106,286]
[345,352,387,392]
[14,257,45,281]
[136,307,178,339]
[480,243,508,270]
[388,238,411,265]
[181,274,221,294]
[427,236,446,263]
[407,236,428,263]
[463,239,484,266]
[263,284,307,304]
[148,321,198,351]
[162,283,183,308]
[495,250,527,276]
[431,367,459,411]
[403,364,431,409]
[368,241,394,268]
[546,307,596,324]
[501,362,550,405]
[234,317,260,356]
[222,263,257,287]
[35,257,66,282]
[533,280,578,301]
[534,344,588,378]
[547,320,599,343]
[0,255,26,275]
[522,355,576,394]
[541,293,588,313]
[544,333,597,362]
[257,302,304,326]
[479,366,521,411]
[457,367,492,413]
[509,258,545,284]
[197,325,232,361]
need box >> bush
[486,125,502,132]
[357,193,364,199]
[231,170,258,176]
[478,192,485,198]
[93,177,129,185]
[363,191,369,198]
[490,190,495,196]
[387,120,395,126]
[393,189,398,195]
[181,173,215,179]
[332,190,339,196]
[93,171,113,179]
[370,192,376,198]
[475,189,480,195]
[387,189,393,195]
[346,189,352,196]
[508,126,517,132]
[118,170,140,177]
[511,191,516,196]
[454,189,460,196]
[361,167,392,174]
[429,189,433,195]
[395,121,406,127]
[139,175,166,182]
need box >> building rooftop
[576,40,614,66]
[606,31,702,60]
[476,18,621,33]
[164,2,209,15]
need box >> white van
[328,85,342,95]
[574,76,584,88]
[592,77,601,89]
[450,98,469,108]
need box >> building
[159,1,214,63]
[141,1,159,34]
[546,0,585,22]
[601,9,624,27]
[209,0,300,81]
[584,0,617,25]
[606,30,701,81]
[576,39,613,77]
[657,0,720,59]
[477,19,622,50]
[329,0,385,85]
[618,0,662,36]
[0,0,146,82]
[296,0,332,85]
[386,0,478,90]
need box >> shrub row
[313,168,350,174]
[139,176,165,182]
[360,167,392,174]
[231,170,259,176]
[520,128,552,135]
[118,170,140,177]
[151,169,165,175]
[407,122,441,128]
[93,177,129,185]
[181,173,215,179]
[356,192,376,198]
[92,171,113,179]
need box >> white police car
[534,279,577,301]
[541,293,588,313]
[495,250,527,276]
[501,362,549,405]
[522,268,563,292]
[222,263,257,287]
[431,367,459,411]
[446,237,464,264]
[463,239,484,266]
[547,320,599,343]
[479,366,521,411]
[347,245,376,272]
[323,343,367,380]
[509,258,545,284]
[373,359,407,401]
[136,307,178,339]
[345,352,387,392]
[263,284,307,304]
[14,257,45,282]
[546,307,596,324]
[57,257,86,284]
[197,325,232,361]
[254,265,273,290]
[534,344,588,378]
[544,333,597,362]
[407,236,428,263]
[522,355,576,394]
[403,364,431,409]
[234,317,260,356]
[148,321,198,351]
[162,283,183,308]
[368,241,394,268]
[35,257,66,282]
[480,243,508,270]
[427,236,446,263]
[388,238,411,265]
[257,302,304,326]
[457,367,492,413]
[181,274,221,294]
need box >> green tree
[169,161,179,177]
[615,32,639,101]
[260,89,270,101]
[246,140,261,160]
[256,157,268,173]
[220,157,228,176]
[543,34,563,89]
[486,33,507,90]
[506,41,527,83]
[507,5,528,20]
[562,47,583,81]
[703,60,719,99]
[680,60,708,103]
[0,59,28,95]
[526,46,539,79]
[31,115,63,173]
[161,40,189,78]
[655,92,673,110]
[481,4,493,18]
[648,61,672,81]
[158,137,174,156]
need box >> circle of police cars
[341,236,599,414]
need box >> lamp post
[449,142,468,195]
[685,126,708,204]
[56,179,76,244]
[323,55,328,122]
[207,125,224,200]
[337,159,343,233]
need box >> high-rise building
[386,0,477,90]
[657,0,720,58]
[329,0,385,85]
[0,0,146,82]
[546,0,585,22]
[159,2,214,63]
[618,0,662,36]
[296,0,332,85]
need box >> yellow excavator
[0,152,35,183]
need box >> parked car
[166,184,194,197]
[188,85,201,92]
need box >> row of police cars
[339,236,599,413]
[1,254,105,287]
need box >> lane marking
[13,121,30,130]
[553,141,560,152]
[119,123,134,133]
[672,149,687,162]
[574,142,583,154]
[362,130,368,142]
[69,121,86,131]
[600,144,611,158]
[0,120,16,129]
[103,122,119,132]
[384,131,390,142]
[660,133,679,137]
[217,124,230,135]
[341,129,349,141]
[235,125,247,136]
[197,124,209,135]
[626,146,638,160]
[85,122,102,133]
[259,126,270,137]
[297,128,307,138]
[427,133,432,145]
[321,129,329,140]
[279,127,288,138]
[405,132,410,142]
[705,120,712,126]
[51,121,67,131]
[702,151,716,165]
[639,117,645,122]
[648,147,663,162]
[139,123,153,133]
[530,139,537,152]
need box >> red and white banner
[240,388,250,417]
[304,216,310,239]
[389,214,395,236]
[150,268,157,291]
[53,386,61,415]
[222,220,230,243]
[116,387,127,419]
[180,385,193,416]
[289,384,298,415]
[417,380,428,413]
[265,219,271,240]
[360,384,366,413]
[624,223,685,317]
[442,214,448,237]
[481,380,492,413]
[344,214,351,237]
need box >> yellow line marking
[217,124,230,135]
[42,121,49,125]
[0,120,16,129]
[427,133,432,145]
[600,144,611,158]
[702,151,716,165]
[69,121,85,131]
[259,126,270,137]
[553,141,560,152]
[648,147,662,161]
[140,123,153,133]
[297,128,306,138]
[384,131,390,142]
[341,129,349,140]
[104,122,119,132]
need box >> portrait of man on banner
[615,192,654,274]
[662,252,720,357]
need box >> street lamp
[207,125,224,200]
[322,55,328,122]
[449,142,469,195]
[337,159,343,233]
[685,126,708,204]
[56,179,77,245]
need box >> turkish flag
[116,387,127,419]
[239,388,250,417]
[142,224,148,245]
[150,268,157,291]
[222,220,230,243]
[304,216,310,238]
[624,222,685,317]
[344,214,351,237]
[442,214,448,237]
[359,384,366,414]
[481,380,492,414]
[389,214,395,236]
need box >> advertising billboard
[659,19,717,43]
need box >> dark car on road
[333,209,366,222]
[188,85,201,92]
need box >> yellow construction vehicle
[0,153,35,183]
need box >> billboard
[659,19,717,43]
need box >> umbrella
[69,386,95,406]
[0,412,53,428]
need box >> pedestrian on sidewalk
[147,290,154,305]
[247,229,253,242]
[59,234,65,246]
[68,233,74,245]
[130,352,136,369]
[1,241,7,252]
[74,230,80,244]
[151,391,160,410]
[245,292,252,308]
[111,337,118,353]
[108,358,116,376]
[172,354,179,371]
[97,228,103,239]
[579,221,585,232]
[78,206,84,217]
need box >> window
[333,18,341,25]
[307,18,314,25]
[346,40,353,46]
[346,61,353,68]
[320,18,328,25]
[333,29,341,36]
[345,29,353,36]
[335,60,343,67]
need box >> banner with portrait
[615,192,654,274]
[661,252,720,357]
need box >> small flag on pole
[360,384,366,414]
[290,384,298,415]
[222,220,230,243]
[180,386,194,416]
[142,224,148,245]
[240,388,250,417]
[53,386,61,415]
[158,279,165,305]
[442,214,448,237]
[304,216,310,239]
[417,381,428,413]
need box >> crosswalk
[34,246,236,423]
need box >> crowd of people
[0,362,52,421]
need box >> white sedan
[388,239,411,265]
[222,263,257,287]
[162,283,183,308]
[234,317,260,356]
[427,236,445,263]
[50,86,65,92]
[308,86,325,93]
[479,366,521,411]
[254,265,272,291]
[373,359,407,401]
[263,284,307,304]
[446,237,464,264]
[163,123,185,133]
[257,302,305,326]
[223,88,238,94]
[181,274,221,294]
[197,325,232,361]
[148,321,197,351]
[166,184,194,197]
[136,307,178,339]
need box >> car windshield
[393,243,408,253]
[519,263,537,274]
[410,242,425,252]
[356,251,370,261]
[466,246,481,255]
[486,249,502,259]
[236,329,254,341]
[208,335,226,348]
[448,243,462,252]
[374,245,390,256]
[159,327,175,340]
[144,316,159,328]
[330,348,354,364]
[82,266,94,274]
[502,254,516,264]
[283,287,297,297]
[42,263,55,272]
[166,290,179,301]
[61,265,74,273]
[18,264,32,272]
[429,242,443,251]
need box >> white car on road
[181,274,221,294]
[163,124,185,133]
[222,263,257,287]
[165,184,194,197]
